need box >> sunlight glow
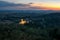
[30,3,60,10]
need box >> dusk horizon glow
[0,0,60,10]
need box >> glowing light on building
[19,19,26,25]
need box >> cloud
[0,1,30,7]
[0,1,43,10]
[0,1,60,10]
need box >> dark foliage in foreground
[0,12,60,40]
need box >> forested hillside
[0,12,60,40]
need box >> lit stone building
[19,19,27,25]
[19,18,31,25]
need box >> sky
[0,0,60,10]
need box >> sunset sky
[0,0,60,10]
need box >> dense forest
[0,12,60,40]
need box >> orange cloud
[30,3,60,10]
